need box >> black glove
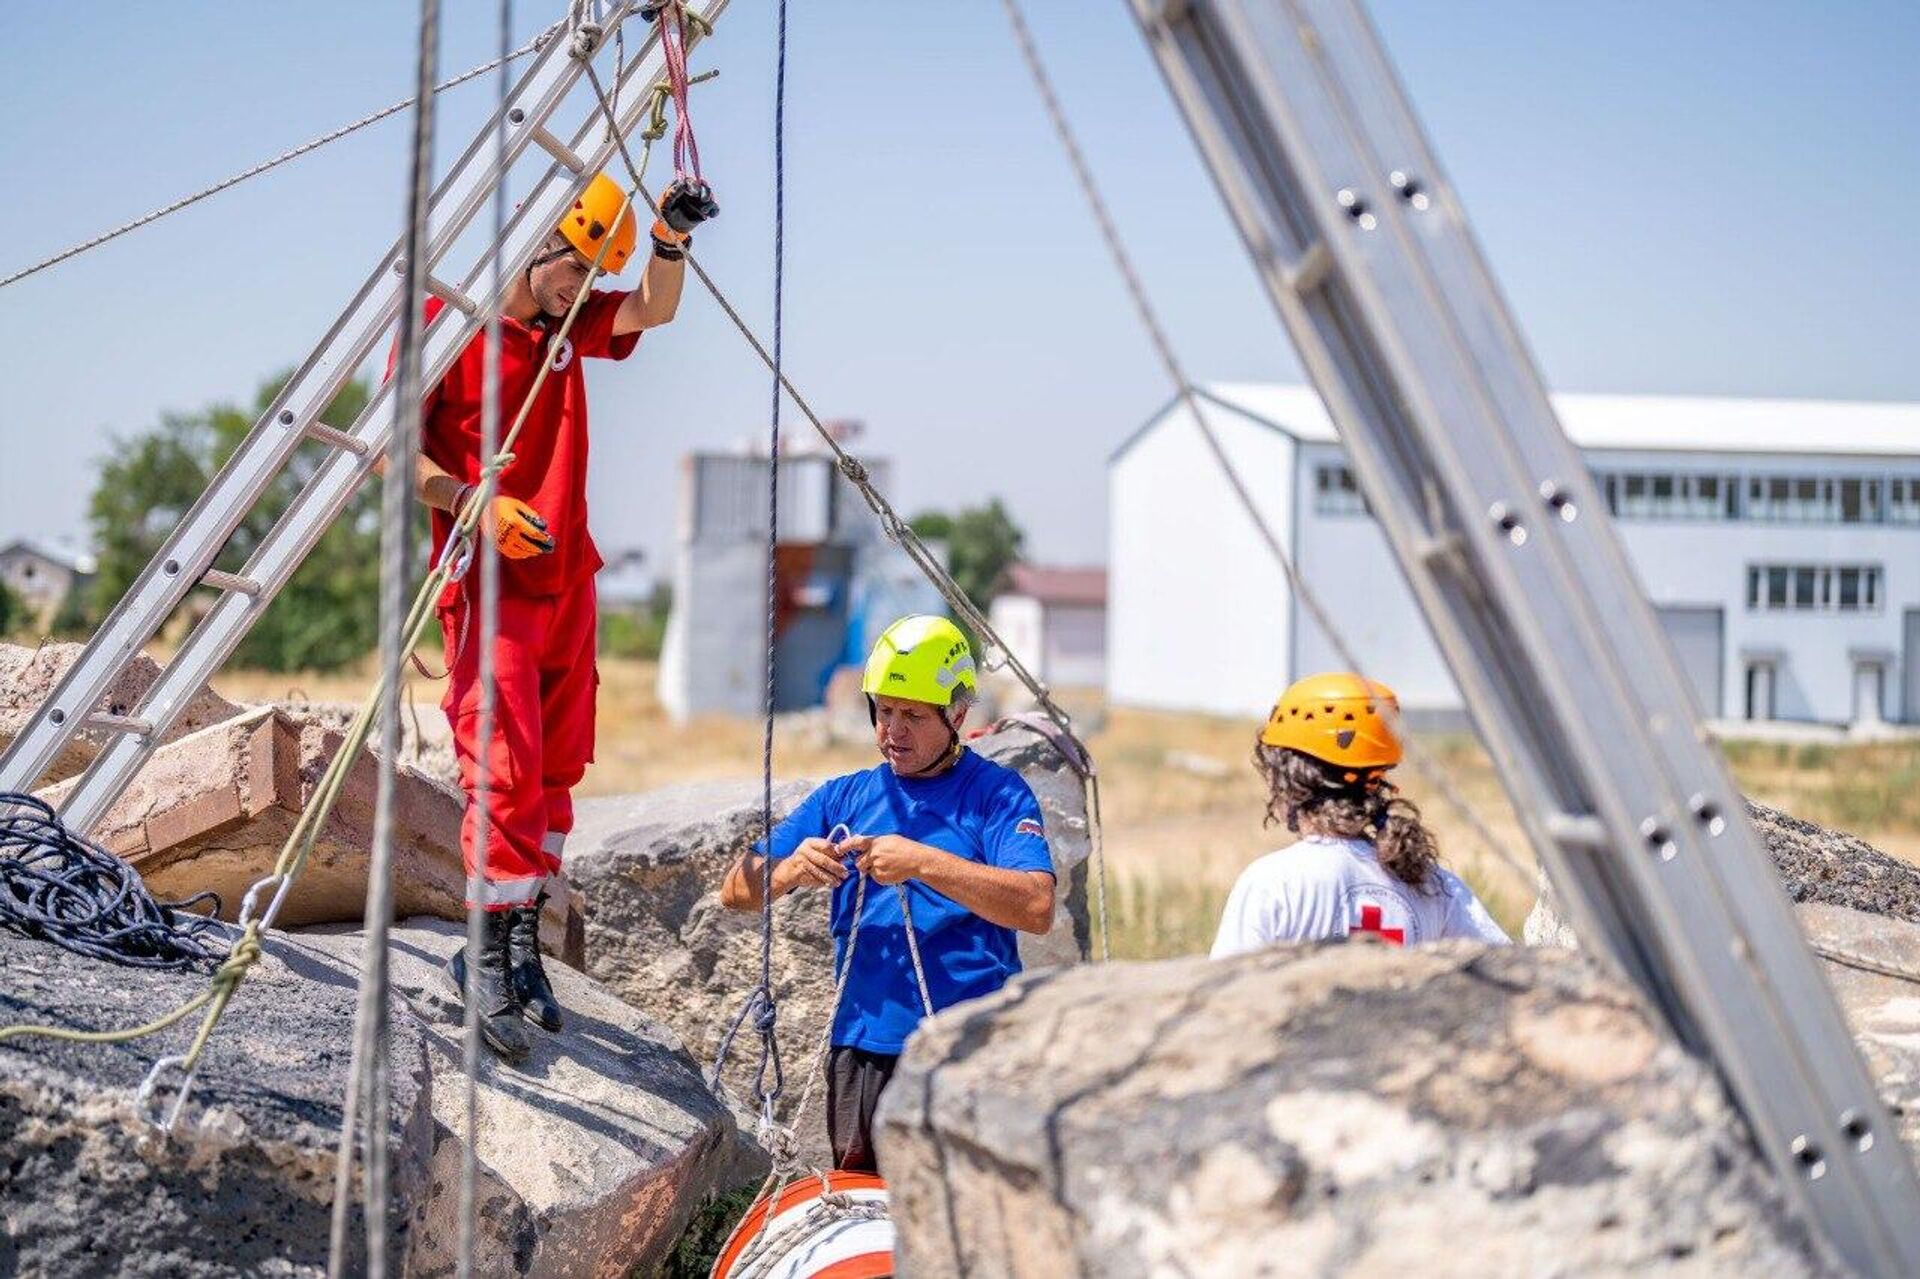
[657,179,719,235]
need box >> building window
[1594,470,1735,519]
[1313,464,1369,516]
[1597,468,1920,524]
[1746,563,1882,613]
[1891,478,1920,525]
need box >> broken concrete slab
[566,777,828,1164]
[0,928,433,1277]
[1798,902,1920,1153]
[1524,799,1920,948]
[0,918,733,1277]
[878,943,1834,1277]
[0,640,240,786]
[35,706,580,966]
[288,920,736,1278]
[973,718,1097,968]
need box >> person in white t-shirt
[1211,672,1510,958]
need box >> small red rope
[658,4,703,182]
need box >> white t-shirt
[1210,835,1510,959]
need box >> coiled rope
[0,792,226,972]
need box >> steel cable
[0,21,567,292]
[326,1,442,1273]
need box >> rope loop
[836,455,869,485]
[569,20,604,61]
[213,925,265,993]
[135,1053,198,1133]
[752,989,780,1036]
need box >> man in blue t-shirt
[721,615,1057,1172]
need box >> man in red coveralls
[410,172,716,1060]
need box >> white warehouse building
[1109,384,1920,728]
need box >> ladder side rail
[1308,0,1920,1247]
[1132,0,1920,1269]
[0,28,595,796]
[1274,3,1920,1262]
[50,1,729,830]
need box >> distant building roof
[1126,383,1920,460]
[0,538,96,575]
[999,564,1107,607]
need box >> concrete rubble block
[566,777,831,1164]
[284,698,460,793]
[1795,902,1920,1152]
[972,719,1097,969]
[877,943,1836,1278]
[0,639,241,786]
[562,724,1095,1166]
[35,705,580,965]
[0,929,433,1277]
[1524,799,1920,946]
[286,919,735,1279]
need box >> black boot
[508,891,564,1032]
[446,910,532,1062]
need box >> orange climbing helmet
[1259,672,1403,777]
[557,173,638,274]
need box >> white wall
[1605,450,1918,723]
[1283,443,1920,724]
[1043,603,1107,688]
[1290,442,1459,711]
[1108,403,1295,718]
[988,594,1044,680]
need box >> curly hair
[1252,743,1440,889]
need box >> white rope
[995,0,1528,892]
[731,1197,891,1279]
[0,22,566,292]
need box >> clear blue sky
[2,2,1914,571]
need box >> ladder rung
[85,713,154,738]
[425,274,479,317]
[200,569,262,597]
[1283,240,1333,296]
[529,123,587,174]
[1545,812,1611,851]
[304,422,371,457]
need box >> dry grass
[209,656,1920,959]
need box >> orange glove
[483,496,555,560]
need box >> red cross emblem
[1350,904,1405,945]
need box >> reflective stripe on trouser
[441,577,597,912]
[474,875,546,909]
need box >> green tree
[85,374,389,671]
[909,498,1026,610]
[0,580,23,637]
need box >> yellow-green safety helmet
[861,615,977,707]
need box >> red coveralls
[420,291,638,909]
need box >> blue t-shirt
[766,749,1055,1054]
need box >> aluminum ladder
[1128,0,1920,1270]
[0,0,728,829]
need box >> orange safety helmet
[557,173,638,274]
[1259,672,1403,779]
